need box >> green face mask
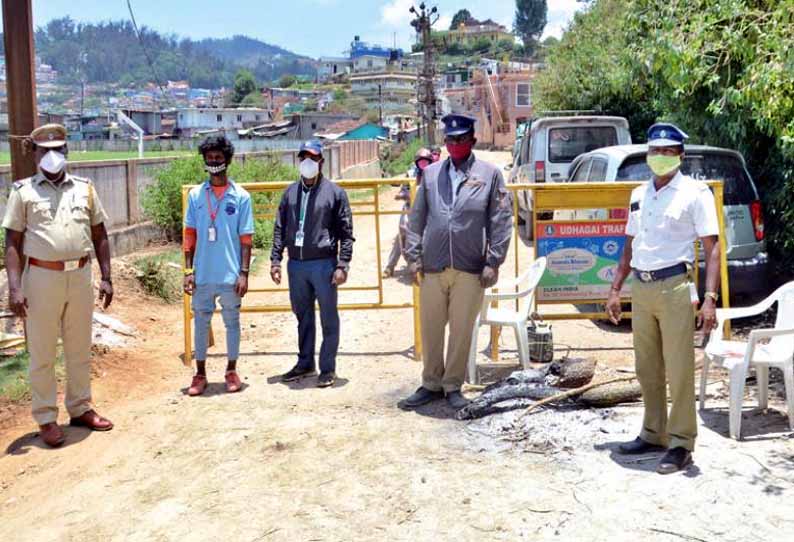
[647,154,682,177]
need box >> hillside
[195,35,317,82]
[0,17,316,88]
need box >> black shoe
[445,390,470,410]
[657,447,693,475]
[617,437,666,455]
[398,387,444,409]
[317,372,336,388]
[281,365,317,382]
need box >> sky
[1,0,583,59]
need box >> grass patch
[250,248,268,277]
[0,350,65,402]
[0,150,193,165]
[133,249,183,303]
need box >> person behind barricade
[606,123,721,475]
[399,114,513,410]
[270,140,355,388]
[382,147,436,278]
[183,135,254,396]
[3,124,114,447]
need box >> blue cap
[647,123,688,147]
[441,114,476,136]
[299,139,323,156]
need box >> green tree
[241,91,265,107]
[536,0,794,277]
[450,9,473,29]
[514,0,548,54]
[278,74,297,88]
[231,69,258,105]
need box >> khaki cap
[30,123,67,148]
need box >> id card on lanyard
[206,185,229,243]
[296,187,310,247]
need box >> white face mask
[40,150,67,175]
[300,158,320,180]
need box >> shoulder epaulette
[12,177,32,190]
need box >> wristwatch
[704,291,719,302]
[184,268,194,276]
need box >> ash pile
[459,358,644,452]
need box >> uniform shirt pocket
[70,196,92,224]
[31,200,54,224]
[662,202,692,239]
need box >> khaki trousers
[420,268,484,393]
[632,273,697,451]
[23,264,94,425]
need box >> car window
[616,152,756,205]
[571,159,592,182]
[682,154,756,205]
[589,158,608,182]
[547,127,618,163]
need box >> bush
[383,139,425,177]
[141,154,299,250]
[134,251,182,303]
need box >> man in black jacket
[270,140,355,387]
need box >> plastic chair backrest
[770,285,794,359]
[518,257,547,319]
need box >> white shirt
[625,171,719,271]
[449,162,466,205]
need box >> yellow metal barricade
[181,178,421,366]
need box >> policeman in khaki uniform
[606,123,721,474]
[3,124,115,448]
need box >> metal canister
[528,316,554,363]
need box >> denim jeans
[192,283,241,361]
[287,258,340,374]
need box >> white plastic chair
[466,257,547,384]
[701,281,794,439]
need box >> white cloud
[380,0,415,29]
[543,0,583,38]
[437,14,452,31]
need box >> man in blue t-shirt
[183,136,254,396]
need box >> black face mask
[204,161,227,175]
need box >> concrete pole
[2,0,39,180]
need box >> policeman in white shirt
[606,123,721,475]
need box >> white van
[508,115,632,226]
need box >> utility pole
[410,3,439,146]
[2,0,39,180]
[378,83,383,126]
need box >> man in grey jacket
[399,115,513,410]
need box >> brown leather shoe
[225,371,242,393]
[188,374,208,396]
[39,423,66,448]
[69,409,114,431]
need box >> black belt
[633,263,688,283]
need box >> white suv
[508,115,632,232]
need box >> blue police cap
[647,123,688,148]
[299,139,323,156]
[441,114,476,136]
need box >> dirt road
[1,152,793,541]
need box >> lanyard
[205,184,229,224]
[298,187,311,233]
